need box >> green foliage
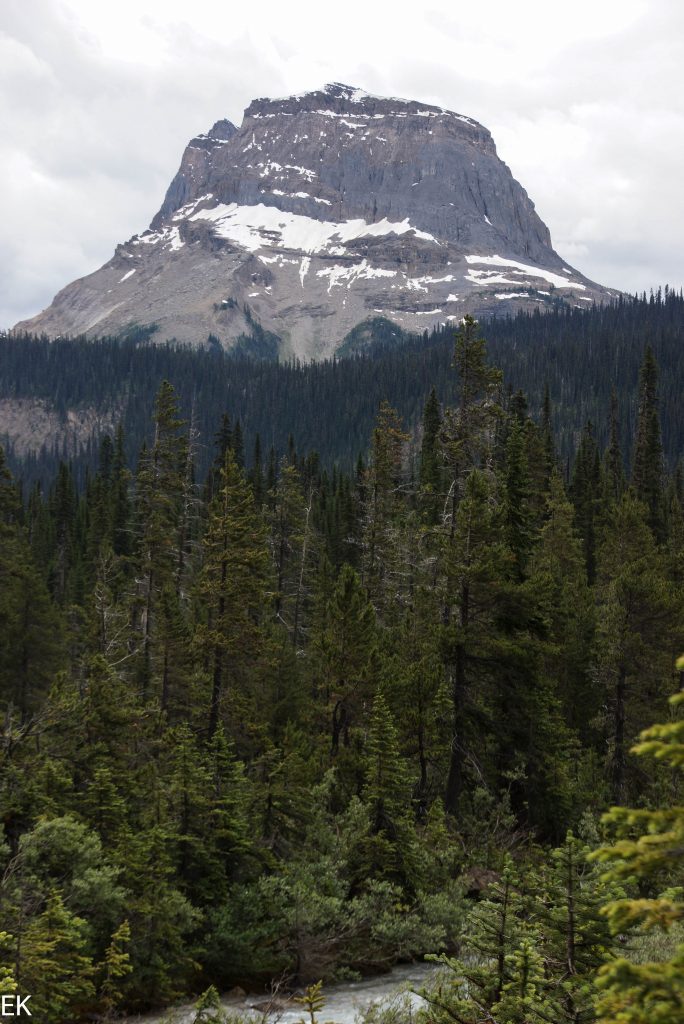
[15,890,96,1024]
[193,984,229,1023]
[98,919,133,1016]
[295,979,326,1024]
[0,313,681,1021]
[631,346,666,540]
[418,837,618,1024]
[590,690,684,1024]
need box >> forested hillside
[0,315,682,1022]
[2,290,683,489]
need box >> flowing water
[131,962,437,1024]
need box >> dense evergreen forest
[2,290,683,490]
[0,315,682,1023]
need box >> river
[130,962,437,1024]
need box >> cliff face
[15,84,615,358]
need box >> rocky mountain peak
[244,81,485,129]
[14,84,617,359]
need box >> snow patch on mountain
[465,255,586,290]
[317,260,397,292]
[190,203,438,255]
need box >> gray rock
[14,83,617,358]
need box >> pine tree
[163,724,251,906]
[363,692,411,830]
[313,564,377,758]
[419,387,443,524]
[390,586,445,802]
[631,346,665,541]
[420,856,528,1022]
[495,937,548,1024]
[503,417,535,577]
[595,493,677,803]
[133,381,189,701]
[532,832,617,1024]
[0,450,65,719]
[15,890,96,1024]
[602,388,626,506]
[361,401,409,613]
[530,473,596,744]
[97,920,132,1018]
[251,433,264,507]
[110,424,131,558]
[570,421,601,585]
[196,449,269,738]
[268,461,315,645]
[541,381,556,480]
[440,469,510,815]
[441,315,502,538]
[590,686,684,1024]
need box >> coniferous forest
[2,290,683,490]
[0,313,682,1023]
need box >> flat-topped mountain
[14,83,616,358]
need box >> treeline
[2,289,683,489]
[0,318,682,1022]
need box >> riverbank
[127,962,437,1024]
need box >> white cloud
[1,0,682,326]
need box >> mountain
[14,83,617,359]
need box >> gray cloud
[1,0,682,327]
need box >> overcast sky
[2,0,683,327]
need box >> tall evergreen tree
[631,346,665,540]
[602,388,626,506]
[361,401,409,613]
[195,449,269,739]
[595,493,677,802]
[590,687,684,1024]
[570,421,601,584]
[419,387,443,524]
[133,381,188,701]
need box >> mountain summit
[15,83,615,358]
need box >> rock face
[15,83,616,359]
